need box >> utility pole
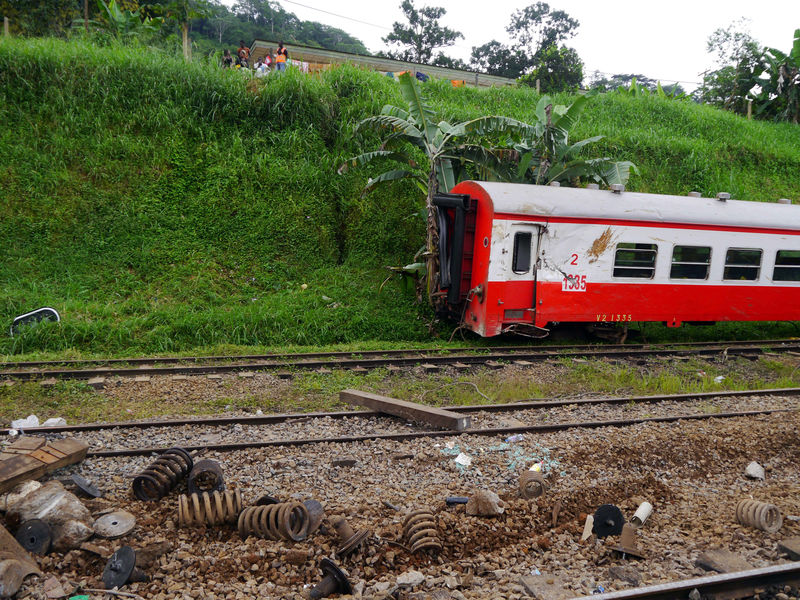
[4,16,9,37]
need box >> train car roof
[452,181,800,232]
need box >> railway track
[577,561,800,599]
[1,338,798,382]
[13,387,796,457]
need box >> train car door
[495,222,544,332]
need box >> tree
[520,45,583,93]
[151,0,212,59]
[589,72,686,97]
[754,29,800,123]
[80,0,162,39]
[383,0,463,64]
[0,0,78,36]
[506,2,579,58]
[470,3,581,82]
[700,19,764,114]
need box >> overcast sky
[268,0,800,90]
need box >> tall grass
[1,37,799,356]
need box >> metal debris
[593,504,624,538]
[15,520,52,555]
[132,448,193,502]
[519,470,547,499]
[102,546,148,590]
[403,509,442,553]
[612,523,645,559]
[187,459,225,495]
[736,499,783,533]
[93,511,136,539]
[303,558,352,599]
[71,474,102,499]
[178,490,242,527]
[330,515,371,558]
[630,502,653,528]
[238,502,312,541]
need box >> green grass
[2,37,800,357]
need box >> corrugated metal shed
[249,39,516,88]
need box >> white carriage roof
[464,181,800,231]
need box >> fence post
[3,16,9,37]
[747,99,752,120]
[536,78,540,94]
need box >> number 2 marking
[570,253,578,265]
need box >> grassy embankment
[2,37,800,359]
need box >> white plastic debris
[11,415,39,429]
[41,417,67,427]
[745,461,766,480]
[714,375,725,383]
[8,429,18,437]
[454,453,472,467]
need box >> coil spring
[736,499,783,533]
[178,490,242,527]
[132,448,193,502]
[403,509,441,553]
[519,470,546,499]
[238,502,311,541]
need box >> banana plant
[754,29,800,123]
[340,72,534,302]
[511,94,637,186]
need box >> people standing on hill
[221,49,233,68]
[237,40,250,68]
[275,42,288,72]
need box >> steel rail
[2,338,795,370]
[570,561,800,600]
[1,342,797,382]
[6,387,800,436]
[86,408,792,457]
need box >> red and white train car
[433,181,800,337]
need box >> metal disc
[255,494,280,506]
[593,504,625,538]
[320,558,353,596]
[72,473,102,498]
[94,510,136,539]
[103,545,136,590]
[15,519,52,555]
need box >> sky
[265,0,800,91]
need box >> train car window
[512,232,533,273]
[613,243,657,278]
[774,250,800,281]
[670,246,711,279]
[724,248,762,280]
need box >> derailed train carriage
[433,181,800,338]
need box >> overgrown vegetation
[1,38,800,357]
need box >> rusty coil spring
[132,448,193,502]
[735,499,783,533]
[237,502,311,541]
[178,490,242,527]
[403,509,441,553]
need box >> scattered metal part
[403,509,442,553]
[552,499,562,528]
[71,474,102,499]
[9,307,60,337]
[445,496,469,506]
[102,546,148,590]
[178,490,242,527]
[594,505,625,538]
[238,502,311,541]
[304,558,352,599]
[15,520,52,555]
[630,502,653,528]
[581,515,595,541]
[187,459,225,495]
[0,523,42,598]
[331,459,357,468]
[132,447,193,502]
[330,516,371,558]
[93,511,136,539]
[613,523,645,559]
[255,494,280,506]
[736,499,783,533]
[303,500,325,535]
[519,470,547,499]
[382,500,400,511]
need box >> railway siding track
[1,339,799,382]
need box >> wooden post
[3,16,9,37]
[536,78,540,94]
[84,0,88,34]
[747,99,752,120]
